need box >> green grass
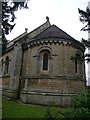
[2,98,59,118]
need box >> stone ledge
[21,90,77,96]
[20,75,84,81]
[20,91,75,106]
[2,89,18,99]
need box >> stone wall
[20,78,85,106]
[20,39,85,106]
[20,91,74,106]
[22,41,85,80]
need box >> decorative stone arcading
[24,39,85,52]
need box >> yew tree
[1,0,28,55]
[78,6,90,62]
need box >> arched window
[36,47,53,74]
[75,60,77,73]
[1,59,3,73]
[75,53,82,74]
[39,49,50,72]
[4,56,9,74]
[43,53,48,70]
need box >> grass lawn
[2,98,62,118]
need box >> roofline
[8,32,27,43]
[27,21,51,36]
[7,21,51,48]
[52,24,76,41]
[32,24,79,43]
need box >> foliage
[1,0,29,55]
[72,90,90,109]
[2,0,28,36]
[46,90,90,119]
[78,6,90,62]
[60,107,89,119]
[82,38,90,62]
[60,90,90,118]
[78,7,90,31]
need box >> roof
[7,18,85,52]
[7,32,27,48]
[7,20,51,49]
[27,21,51,39]
[27,24,83,46]
[32,25,76,42]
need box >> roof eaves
[27,21,51,36]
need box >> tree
[78,6,90,62]
[78,7,90,31]
[1,0,28,55]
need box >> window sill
[40,70,49,76]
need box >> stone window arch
[75,53,83,74]
[4,56,9,74]
[36,46,53,75]
[40,50,50,72]
[43,51,50,71]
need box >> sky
[6,0,89,41]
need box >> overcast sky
[6,0,89,41]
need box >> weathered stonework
[0,18,86,106]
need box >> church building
[0,17,86,106]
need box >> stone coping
[21,90,77,96]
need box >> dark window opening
[5,56,9,74]
[43,53,48,70]
[75,53,82,74]
[75,60,77,73]
[1,59,3,68]
[1,59,3,72]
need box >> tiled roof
[33,25,76,42]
